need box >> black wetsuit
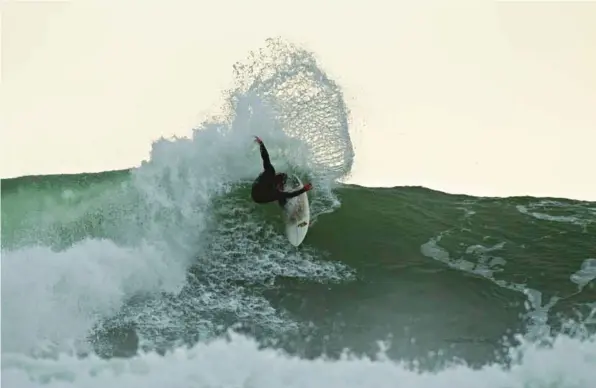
[251,141,309,207]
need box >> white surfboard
[282,174,310,247]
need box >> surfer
[251,136,313,207]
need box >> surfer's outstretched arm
[255,136,274,174]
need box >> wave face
[2,38,595,388]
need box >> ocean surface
[2,38,595,388]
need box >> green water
[2,170,594,367]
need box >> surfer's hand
[254,136,262,144]
[304,183,313,191]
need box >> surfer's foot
[304,183,313,191]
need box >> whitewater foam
[570,259,596,293]
[516,200,593,232]
[2,331,595,388]
[1,239,186,355]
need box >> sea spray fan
[225,37,355,184]
[138,37,356,222]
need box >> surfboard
[282,174,310,247]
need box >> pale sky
[2,0,595,201]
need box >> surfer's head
[275,173,287,190]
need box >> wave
[1,37,595,387]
